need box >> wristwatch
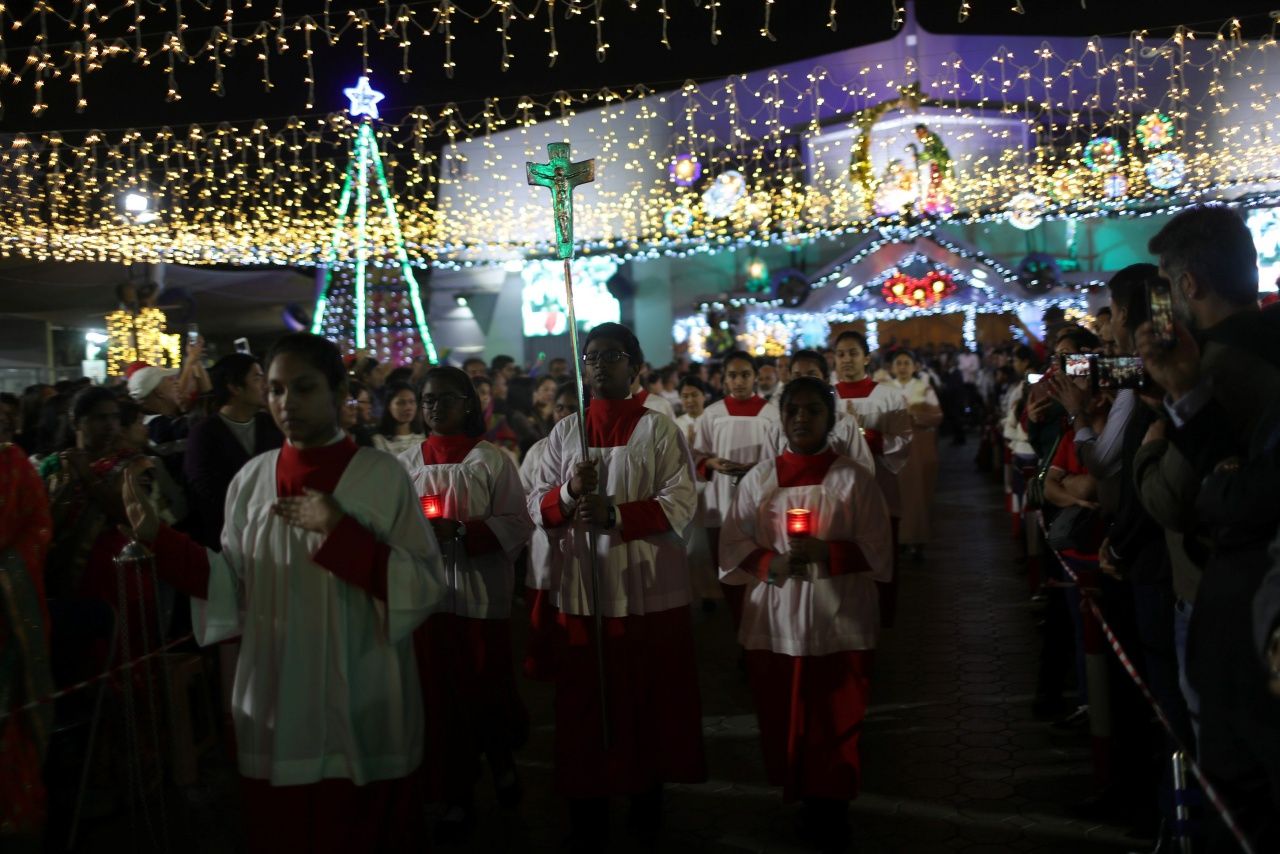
[605,504,617,530]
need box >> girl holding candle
[121,333,445,854]
[397,365,534,840]
[691,350,782,627]
[720,376,893,850]
[784,349,876,478]
[526,322,704,851]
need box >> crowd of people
[2,204,1278,853]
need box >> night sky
[0,1,1275,133]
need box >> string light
[0,20,1278,268]
[310,78,438,364]
[105,307,180,375]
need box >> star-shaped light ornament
[344,77,385,120]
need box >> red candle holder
[786,508,812,537]
[420,494,443,520]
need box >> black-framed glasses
[582,350,629,366]
[421,393,466,409]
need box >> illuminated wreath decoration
[1136,112,1176,150]
[1082,136,1123,172]
[882,270,957,308]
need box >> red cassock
[396,434,534,803]
[720,449,893,802]
[525,396,706,797]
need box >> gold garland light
[1,19,1278,267]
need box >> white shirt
[373,432,426,458]
[219,412,257,456]
[193,445,446,786]
[720,453,893,655]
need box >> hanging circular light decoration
[1050,168,1083,202]
[1083,136,1123,172]
[702,170,747,219]
[668,153,703,187]
[1102,172,1129,200]
[663,204,694,235]
[1145,152,1187,191]
[1007,192,1044,230]
[1136,112,1176,150]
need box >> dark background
[1,1,1275,132]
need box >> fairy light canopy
[1,10,1278,269]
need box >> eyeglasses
[581,350,629,366]
[421,393,466,408]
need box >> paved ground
[69,441,1147,852]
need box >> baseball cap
[126,362,179,401]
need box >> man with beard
[1137,205,1280,852]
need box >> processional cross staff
[526,141,611,746]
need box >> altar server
[720,376,892,851]
[691,350,781,625]
[526,322,705,851]
[887,349,942,558]
[832,331,912,623]
[674,376,720,605]
[398,365,534,838]
[786,349,876,478]
[121,333,445,854]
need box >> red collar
[421,433,481,466]
[276,436,358,497]
[634,389,649,403]
[835,378,877,399]
[723,395,767,417]
[775,448,839,487]
[585,396,649,448]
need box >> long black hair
[377,381,424,437]
[423,366,485,437]
[778,376,837,437]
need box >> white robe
[691,399,782,528]
[719,454,893,656]
[674,411,718,599]
[397,440,534,619]
[194,446,445,786]
[527,410,697,617]
[837,382,912,516]
[642,392,676,421]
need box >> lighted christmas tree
[311,77,438,364]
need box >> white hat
[126,362,179,401]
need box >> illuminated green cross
[526,142,595,260]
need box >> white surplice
[836,382,912,515]
[527,409,697,616]
[398,439,534,619]
[719,453,893,656]
[194,446,445,786]
[691,398,782,528]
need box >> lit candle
[786,508,812,537]
[420,494,443,520]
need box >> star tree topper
[526,142,595,260]
[344,76,385,120]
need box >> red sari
[0,443,54,839]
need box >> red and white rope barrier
[0,631,194,724]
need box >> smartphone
[1094,355,1148,391]
[1060,353,1093,379]
[234,337,251,355]
[1147,277,1176,348]
[1026,373,1045,385]
[187,323,200,346]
